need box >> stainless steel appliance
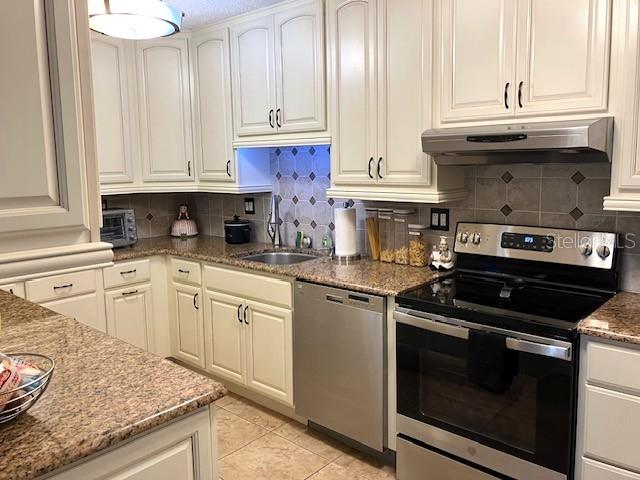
[395,223,618,480]
[294,281,386,451]
[100,208,137,248]
[422,117,613,165]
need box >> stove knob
[580,243,593,257]
[596,245,611,260]
[459,232,469,244]
[472,233,481,245]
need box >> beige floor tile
[333,451,396,480]
[216,408,269,459]
[218,432,329,480]
[214,391,240,408]
[307,463,369,480]
[273,421,351,461]
[223,396,291,431]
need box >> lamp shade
[88,0,183,40]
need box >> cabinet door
[328,0,378,185]
[191,28,235,183]
[0,0,89,238]
[90,33,135,184]
[137,38,194,182]
[516,0,611,116]
[245,301,293,405]
[0,283,25,299]
[274,0,326,133]
[42,293,106,333]
[230,16,278,136]
[105,284,153,351]
[203,291,245,384]
[377,0,432,186]
[437,0,517,123]
[171,283,205,368]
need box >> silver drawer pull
[122,290,139,296]
[53,283,73,290]
[120,269,137,275]
[178,268,190,274]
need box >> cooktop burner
[397,223,619,340]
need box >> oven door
[101,214,126,245]
[395,308,575,480]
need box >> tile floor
[214,392,397,480]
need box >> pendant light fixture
[88,0,183,40]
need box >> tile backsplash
[103,146,640,292]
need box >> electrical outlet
[244,198,255,215]
[430,208,449,231]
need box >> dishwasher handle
[326,294,344,304]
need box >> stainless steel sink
[241,252,317,265]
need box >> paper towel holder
[333,253,361,265]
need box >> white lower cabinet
[204,290,245,383]
[576,338,640,478]
[42,293,104,333]
[201,264,294,406]
[171,282,206,369]
[0,283,25,298]
[244,300,293,405]
[49,407,216,480]
[105,284,153,351]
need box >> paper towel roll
[334,207,357,256]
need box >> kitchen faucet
[267,194,281,248]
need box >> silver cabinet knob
[596,245,611,259]
[459,232,469,244]
[472,233,481,245]
[580,243,593,256]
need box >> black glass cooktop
[397,272,614,340]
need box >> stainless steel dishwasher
[294,281,386,452]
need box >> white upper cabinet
[191,28,236,183]
[90,33,135,184]
[435,0,612,125]
[230,0,327,140]
[274,1,326,133]
[329,0,378,186]
[437,0,517,123]
[136,37,194,182]
[0,0,92,246]
[230,16,278,136]
[377,0,432,186]
[516,0,611,116]
[328,0,466,202]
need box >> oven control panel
[501,232,554,252]
[454,222,617,269]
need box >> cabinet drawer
[586,341,640,395]
[26,270,97,303]
[583,386,640,472]
[204,265,292,308]
[171,258,202,285]
[0,283,25,298]
[103,259,151,289]
[582,458,640,480]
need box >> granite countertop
[0,291,225,480]
[579,292,640,345]
[113,235,445,296]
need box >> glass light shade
[88,0,183,40]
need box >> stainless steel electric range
[394,222,619,480]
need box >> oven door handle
[394,310,572,361]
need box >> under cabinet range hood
[422,117,613,166]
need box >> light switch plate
[430,208,449,231]
[244,198,255,215]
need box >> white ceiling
[169,0,289,30]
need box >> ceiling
[169,0,289,30]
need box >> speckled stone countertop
[0,291,225,480]
[579,292,640,345]
[113,235,445,296]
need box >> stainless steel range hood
[422,117,613,166]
